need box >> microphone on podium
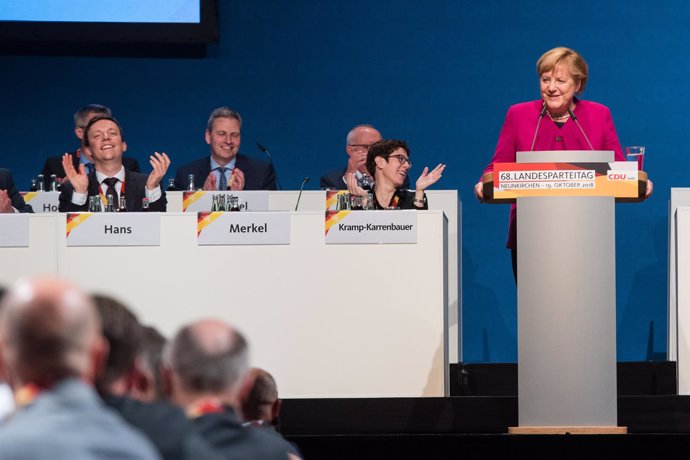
[256,142,284,190]
[567,109,594,150]
[295,177,310,211]
[530,104,548,151]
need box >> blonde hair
[536,47,588,95]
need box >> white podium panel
[0,215,59,280]
[2,212,449,398]
[675,207,690,394]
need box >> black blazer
[103,395,221,460]
[372,188,427,210]
[41,150,141,186]
[173,154,276,191]
[58,169,167,212]
[320,167,410,190]
[193,407,298,460]
[0,168,33,213]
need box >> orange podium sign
[482,161,647,203]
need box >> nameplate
[325,210,417,244]
[182,191,269,212]
[493,161,638,198]
[0,214,29,247]
[197,212,290,245]
[65,213,161,246]
[20,191,60,213]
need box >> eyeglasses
[348,144,373,149]
[389,154,412,168]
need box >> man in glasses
[320,124,410,190]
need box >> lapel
[88,169,100,197]
[234,153,246,172]
[200,157,213,180]
[124,170,142,211]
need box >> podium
[482,151,647,434]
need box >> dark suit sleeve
[0,170,33,213]
[174,167,188,191]
[320,174,338,189]
[58,182,89,212]
[149,189,167,212]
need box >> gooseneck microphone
[256,142,284,190]
[295,177,310,211]
[530,104,548,151]
[568,108,594,151]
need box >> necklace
[548,111,570,121]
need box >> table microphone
[256,142,284,190]
[295,177,310,211]
[530,104,548,151]
[567,109,594,150]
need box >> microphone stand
[256,142,284,190]
[295,177,310,211]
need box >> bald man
[167,319,301,460]
[0,278,160,460]
[93,294,220,460]
[320,124,410,190]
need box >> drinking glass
[625,146,645,170]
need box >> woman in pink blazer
[474,47,652,279]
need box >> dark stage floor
[280,362,690,459]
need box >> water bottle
[187,174,195,192]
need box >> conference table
[0,190,461,398]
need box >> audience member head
[93,294,146,396]
[74,104,112,147]
[167,319,249,408]
[140,325,167,402]
[239,368,281,426]
[346,125,382,174]
[206,107,242,166]
[0,277,106,389]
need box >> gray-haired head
[74,104,112,129]
[0,277,104,388]
[207,107,243,132]
[168,319,249,394]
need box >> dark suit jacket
[193,407,295,460]
[58,169,167,212]
[373,188,427,210]
[0,168,33,213]
[41,150,141,186]
[174,155,276,191]
[103,395,222,460]
[320,167,410,189]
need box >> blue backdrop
[0,0,678,362]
